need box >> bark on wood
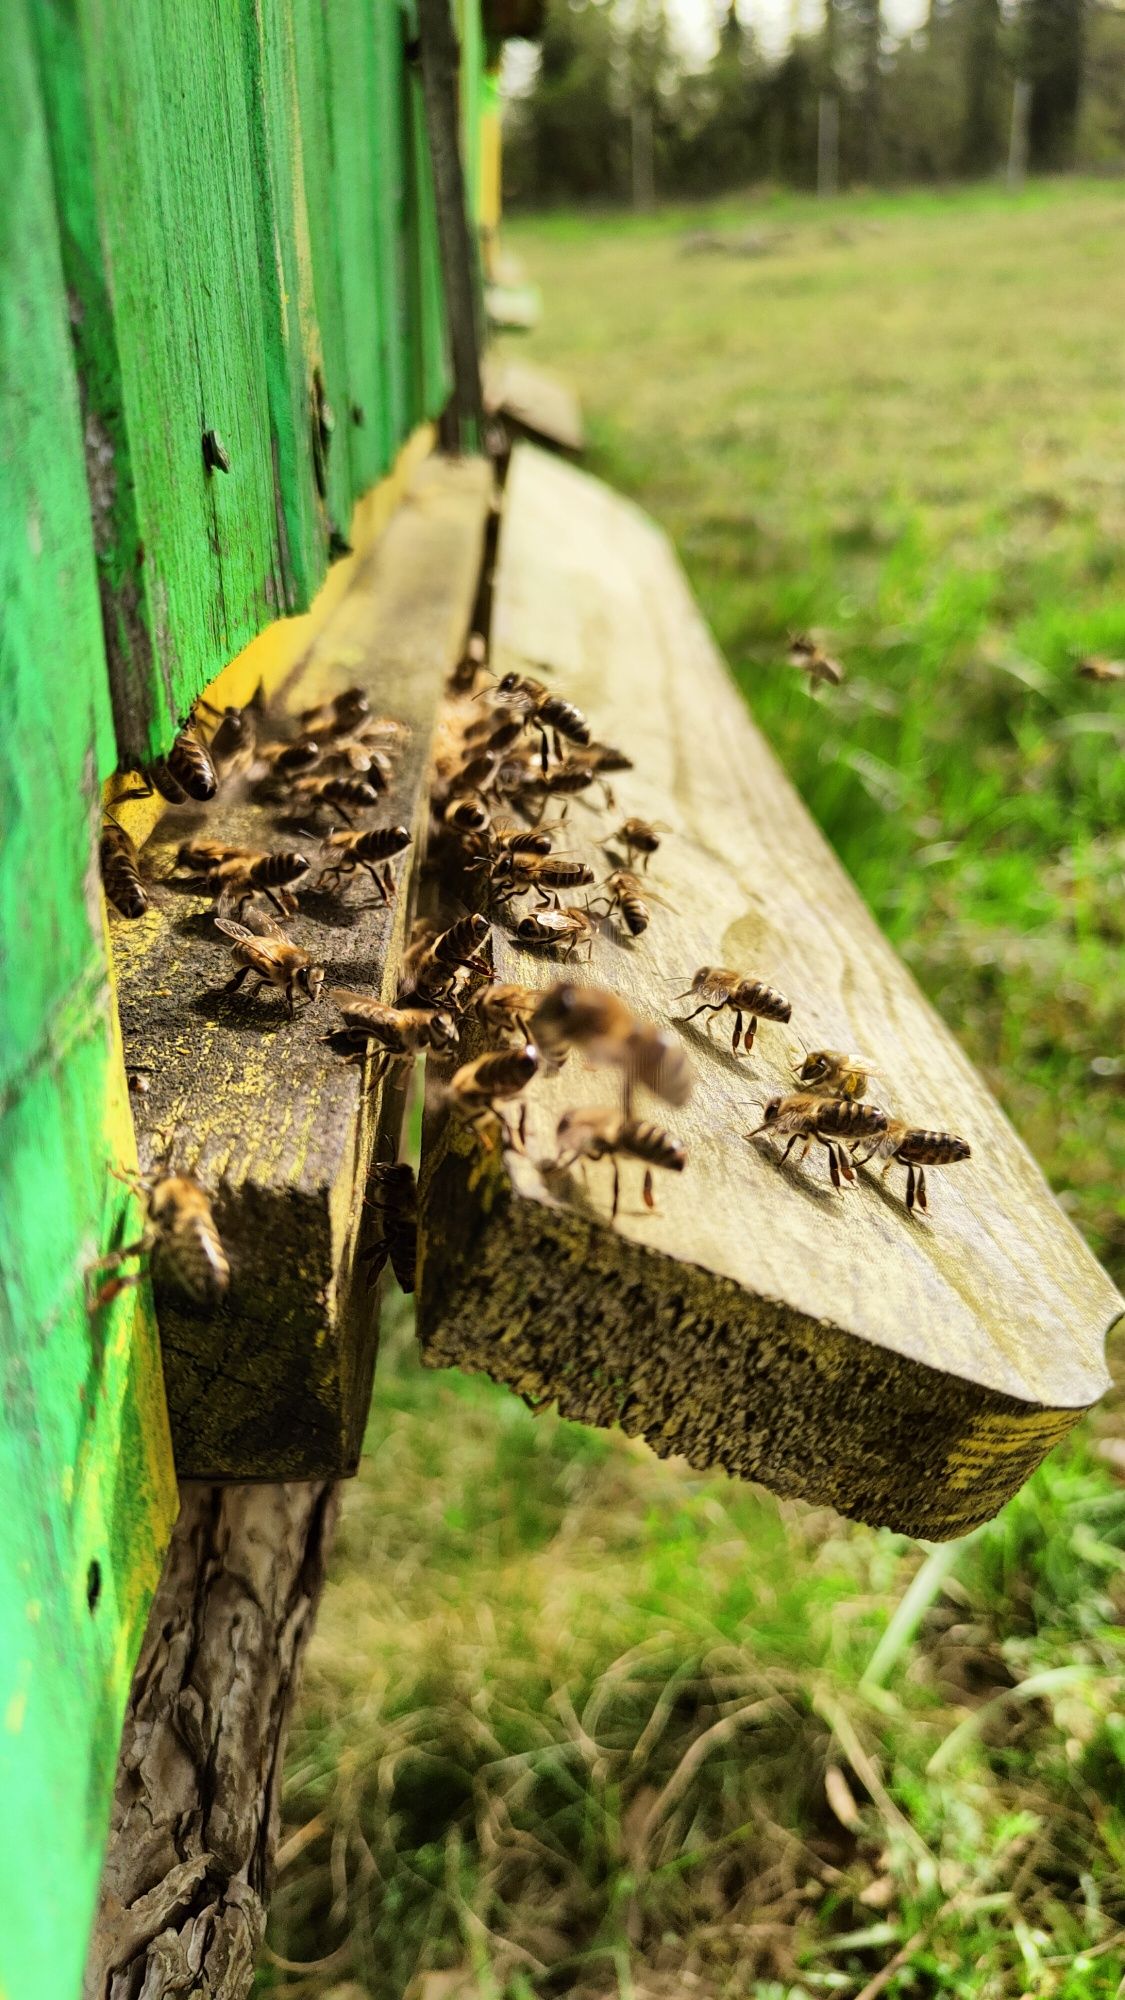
[110,456,491,1478]
[84,1481,337,2000]
[417,445,1122,1540]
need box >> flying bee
[746,1094,888,1191]
[513,762,599,824]
[101,816,148,919]
[296,687,371,737]
[327,990,458,1072]
[491,672,591,772]
[852,1120,971,1213]
[318,824,411,901]
[529,983,690,1112]
[512,904,595,961]
[676,966,792,1053]
[181,845,310,915]
[1076,656,1125,683]
[214,917,325,1016]
[582,742,634,776]
[490,852,596,905]
[409,912,493,1005]
[360,1163,418,1293]
[469,982,542,1041]
[792,1048,879,1101]
[288,773,384,825]
[447,1043,541,1149]
[194,693,260,774]
[612,818,666,871]
[588,869,653,937]
[87,1169,229,1310]
[787,633,844,687]
[258,736,322,780]
[551,1109,686,1222]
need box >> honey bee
[409,912,493,997]
[588,869,652,937]
[469,983,542,1040]
[289,774,385,824]
[747,1094,888,1190]
[133,724,218,804]
[613,818,665,871]
[512,905,595,961]
[514,762,599,823]
[551,1109,686,1221]
[88,1170,229,1310]
[214,917,325,1016]
[179,844,310,915]
[792,1048,878,1101]
[676,967,792,1053]
[1076,656,1125,683]
[319,738,395,784]
[195,693,260,773]
[450,630,488,693]
[448,1043,541,1149]
[318,824,411,900]
[327,989,459,1070]
[463,713,526,759]
[787,633,844,686]
[443,795,491,840]
[101,816,148,919]
[528,983,692,1112]
[296,687,371,737]
[852,1120,971,1213]
[491,672,591,771]
[581,742,634,776]
[258,736,322,780]
[490,852,596,904]
[489,821,554,858]
[361,1163,418,1293]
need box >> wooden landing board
[484,356,584,455]
[110,456,491,1480]
[417,445,1121,1540]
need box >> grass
[263,182,1125,2000]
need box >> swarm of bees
[94,625,974,1333]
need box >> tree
[960,0,1005,174]
[1022,0,1085,170]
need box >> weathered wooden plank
[35,0,292,767]
[418,0,485,450]
[484,355,584,455]
[404,60,454,430]
[0,14,176,1997]
[417,446,1121,1540]
[83,1482,336,2000]
[110,456,491,1479]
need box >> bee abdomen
[164,726,218,801]
[172,1216,230,1304]
[252,850,309,886]
[816,1098,889,1139]
[354,826,411,862]
[738,980,791,1023]
[539,697,590,744]
[618,1121,686,1171]
[896,1129,971,1165]
[101,825,148,919]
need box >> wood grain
[111,456,491,1479]
[417,445,1122,1539]
[484,355,585,455]
[83,1481,336,2000]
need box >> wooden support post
[417,445,1121,1541]
[416,0,485,453]
[83,1483,336,2000]
[110,455,492,1478]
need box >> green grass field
[264,182,1125,2000]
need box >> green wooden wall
[1,2,490,1995]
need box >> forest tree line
[503,0,1125,203]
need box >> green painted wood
[405,61,454,425]
[33,0,294,768]
[242,0,330,603]
[290,0,357,542]
[0,11,177,1996]
[457,0,485,223]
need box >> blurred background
[263,11,1125,1996]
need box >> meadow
[263,181,1125,2000]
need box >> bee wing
[214,917,254,942]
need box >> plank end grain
[111,455,492,1480]
[417,446,1121,1540]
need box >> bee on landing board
[288,773,385,826]
[177,842,310,916]
[490,851,596,905]
[511,904,595,962]
[792,1048,879,1101]
[317,824,411,901]
[610,818,666,872]
[214,917,325,1017]
[141,723,219,804]
[361,1163,418,1293]
[489,671,591,772]
[326,990,459,1074]
[295,687,371,738]
[550,1108,686,1222]
[746,1093,888,1190]
[88,1170,229,1310]
[407,913,493,1005]
[448,1043,541,1151]
[587,869,656,938]
[676,967,792,1053]
[101,816,148,919]
[852,1120,971,1213]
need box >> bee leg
[731,1010,742,1054]
[517,1103,528,1152]
[836,1145,856,1184]
[915,1166,928,1212]
[223,967,252,994]
[381,863,396,902]
[264,886,290,916]
[642,1166,655,1210]
[329,802,356,828]
[905,1163,916,1211]
[537,725,550,776]
[679,1001,720,1029]
[823,1141,842,1190]
[86,1239,151,1311]
[743,1017,758,1053]
[610,1159,620,1222]
[778,1134,801,1165]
